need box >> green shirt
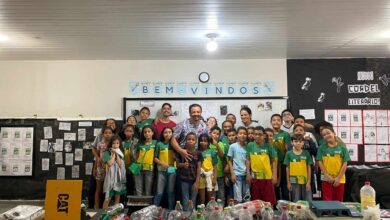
[273,145,283,164]
[316,143,350,183]
[220,136,230,147]
[136,118,154,134]
[246,141,276,179]
[284,150,312,184]
[209,142,226,177]
[154,141,175,171]
[273,130,291,159]
[199,149,218,172]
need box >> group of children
[91,108,351,211]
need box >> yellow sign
[45,180,82,220]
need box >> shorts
[198,176,207,189]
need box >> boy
[271,113,291,200]
[209,126,227,205]
[284,134,313,202]
[220,120,233,146]
[294,115,318,147]
[246,126,277,205]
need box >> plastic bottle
[176,200,184,212]
[294,205,304,220]
[195,212,205,220]
[107,203,124,216]
[217,198,224,211]
[227,198,235,207]
[360,181,376,211]
[238,206,253,220]
[186,200,195,219]
[223,207,234,220]
[279,205,291,220]
[130,205,159,220]
[261,207,273,220]
[209,206,223,220]
[205,197,218,218]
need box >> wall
[0,59,287,118]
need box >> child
[134,125,156,196]
[284,134,313,202]
[226,113,237,128]
[136,107,154,135]
[92,126,114,209]
[153,127,176,210]
[126,115,138,127]
[225,128,236,203]
[317,126,350,202]
[265,128,283,199]
[246,126,277,205]
[288,124,318,195]
[103,136,126,209]
[227,127,250,203]
[122,124,139,196]
[271,113,291,200]
[176,132,200,211]
[197,133,218,205]
[294,115,318,147]
[220,120,233,146]
[207,117,218,130]
[281,109,295,134]
[247,127,255,142]
[209,127,226,205]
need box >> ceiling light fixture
[206,33,218,52]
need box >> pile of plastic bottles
[275,200,316,220]
[101,203,129,220]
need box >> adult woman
[236,107,259,128]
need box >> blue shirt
[227,142,247,176]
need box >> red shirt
[152,119,176,141]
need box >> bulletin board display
[123,97,289,128]
[0,126,34,176]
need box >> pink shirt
[152,119,176,141]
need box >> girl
[220,120,233,146]
[226,113,237,128]
[126,115,137,127]
[103,136,126,209]
[317,126,350,202]
[153,127,176,210]
[176,132,200,211]
[207,117,218,130]
[271,114,291,200]
[122,124,139,196]
[197,133,218,205]
[92,126,114,209]
[227,127,250,203]
[134,126,156,196]
[136,107,154,135]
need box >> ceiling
[1,0,390,60]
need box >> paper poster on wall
[72,165,79,179]
[55,139,64,152]
[376,110,388,126]
[377,145,390,162]
[324,109,338,126]
[85,163,93,175]
[59,122,71,131]
[337,127,351,143]
[64,133,76,141]
[94,128,101,137]
[43,126,53,139]
[350,110,362,127]
[40,140,48,152]
[346,144,358,162]
[83,142,92,150]
[364,127,377,144]
[364,145,377,162]
[55,152,63,165]
[299,109,315,120]
[350,127,363,144]
[337,110,351,127]
[377,127,389,144]
[363,110,376,126]
[78,129,86,141]
[65,153,74,166]
[75,148,83,161]
[78,121,92,127]
[57,167,65,180]
[42,158,50,171]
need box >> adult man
[152,103,177,140]
[172,103,208,147]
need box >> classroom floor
[0,200,44,214]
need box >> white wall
[0,59,286,118]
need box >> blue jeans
[181,180,198,211]
[134,170,154,196]
[153,171,176,210]
[213,177,225,205]
[233,175,250,202]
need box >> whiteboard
[123,97,289,128]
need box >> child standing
[246,126,277,205]
[227,127,250,203]
[92,126,114,209]
[136,107,154,135]
[271,114,291,200]
[220,120,233,146]
[197,133,218,205]
[284,134,313,202]
[225,128,236,203]
[153,127,176,210]
[134,126,156,196]
[176,132,200,211]
[247,127,255,142]
[317,126,350,202]
[103,136,126,209]
[122,125,138,196]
